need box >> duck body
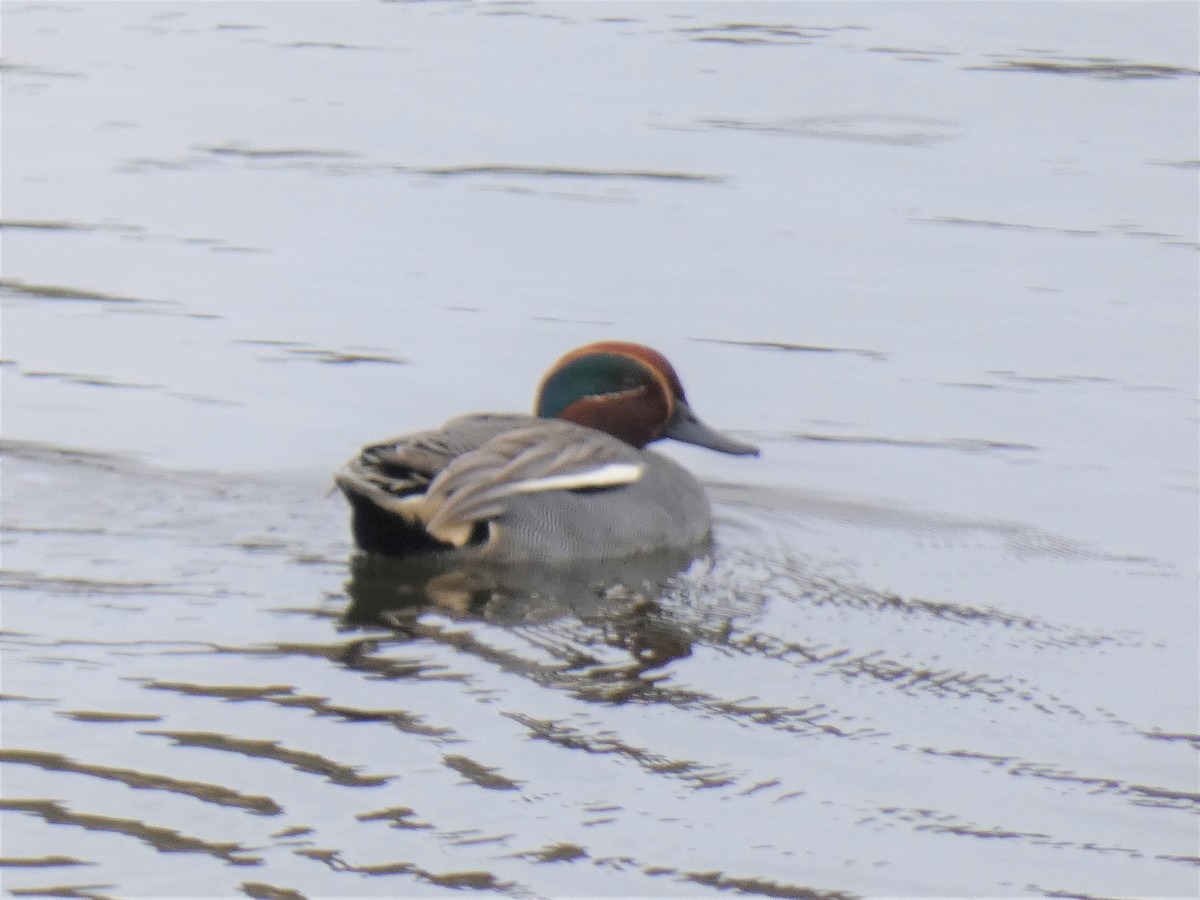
[335,342,757,562]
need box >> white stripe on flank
[510,462,643,495]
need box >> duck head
[535,341,759,455]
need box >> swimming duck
[335,341,758,561]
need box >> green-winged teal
[335,341,758,561]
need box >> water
[2,2,1197,897]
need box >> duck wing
[335,413,531,505]
[335,416,643,551]
[421,420,644,546]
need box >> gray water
[2,2,1197,898]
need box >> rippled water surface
[2,2,1197,898]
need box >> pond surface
[2,2,1197,898]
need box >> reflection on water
[344,551,703,696]
[1,440,1197,897]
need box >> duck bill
[664,401,759,456]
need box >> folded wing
[335,416,644,550]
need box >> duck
[335,340,758,562]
